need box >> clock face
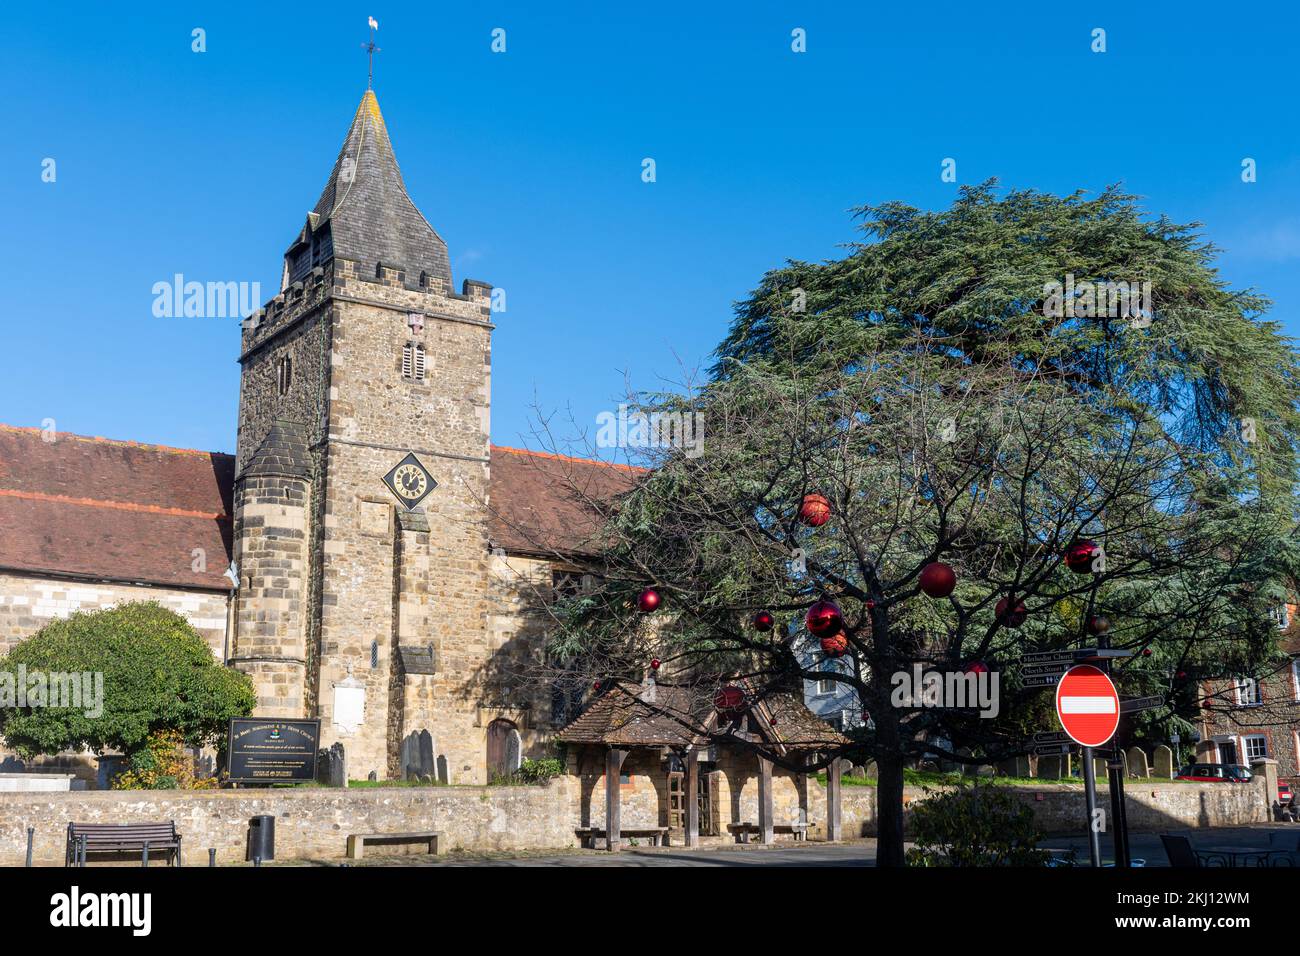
[381,453,437,510]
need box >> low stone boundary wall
[0,778,580,866]
[841,778,1270,839]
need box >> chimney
[640,674,657,703]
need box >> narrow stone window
[370,640,379,669]
[277,355,292,395]
[402,343,426,382]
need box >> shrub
[513,757,565,784]
[904,782,1051,867]
[0,602,255,761]
[112,729,217,790]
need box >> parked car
[1279,780,1293,805]
[1176,763,1254,782]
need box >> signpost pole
[1082,745,1101,867]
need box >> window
[1235,677,1262,707]
[1243,735,1268,762]
[402,342,426,381]
[1292,659,1300,701]
[815,678,837,697]
[824,713,844,731]
[1271,604,1291,629]
[276,355,292,395]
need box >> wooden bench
[727,822,809,843]
[66,822,182,867]
[345,831,442,860]
[574,826,670,849]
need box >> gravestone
[848,765,867,779]
[1094,757,1108,781]
[316,742,347,788]
[401,729,436,781]
[1153,744,1175,779]
[1038,755,1063,779]
[506,729,523,774]
[418,730,434,779]
[1127,746,1149,779]
[436,755,449,785]
[862,761,878,778]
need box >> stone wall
[840,777,1273,838]
[0,779,580,866]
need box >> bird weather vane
[362,17,380,89]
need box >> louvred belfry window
[402,342,426,381]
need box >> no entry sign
[1055,664,1119,748]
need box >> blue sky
[2,1,1296,455]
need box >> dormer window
[402,343,425,382]
[277,355,292,395]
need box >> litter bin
[247,815,275,862]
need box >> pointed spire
[289,91,451,290]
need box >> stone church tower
[229,90,495,781]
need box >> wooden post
[757,755,775,844]
[827,756,843,841]
[605,748,629,851]
[685,751,700,847]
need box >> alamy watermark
[890,664,1000,718]
[152,274,262,318]
[596,404,705,458]
[1043,273,1152,326]
[0,665,103,718]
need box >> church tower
[230,90,495,781]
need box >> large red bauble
[752,611,775,632]
[919,562,957,599]
[650,658,661,671]
[820,632,850,658]
[1087,614,1110,635]
[798,494,832,527]
[965,661,989,675]
[637,588,662,613]
[995,597,1028,627]
[1065,539,1101,574]
[805,599,843,638]
[714,685,746,716]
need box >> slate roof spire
[285,90,452,290]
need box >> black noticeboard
[226,718,321,784]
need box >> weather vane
[362,16,380,89]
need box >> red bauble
[1141,648,1153,657]
[995,597,1028,627]
[1201,700,1213,710]
[805,599,843,638]
[714,685,746,716]
[752,611,775,632]
[798,493,832,527]
[637,588,662,613]
[593,681,602,691]
[1065,539,1101,574]
[1087,614,1111,635]
[965,661,989,675]
[820,632,850,658]
[1176,671,1188,680]
[919,562,957,599]
[650,658,661,671]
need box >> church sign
[227,718,321,784]
[381,452,437,510]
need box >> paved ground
[335,823,1298,867]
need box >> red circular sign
[1055,664,1119,748]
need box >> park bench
[345,830,442,860]
[66,822,182,867]
[574,826,669,848]
[727,822,808,843]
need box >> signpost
[227,718,321,785]
[1055,664,1120,868]
[1119,695,1164,715]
